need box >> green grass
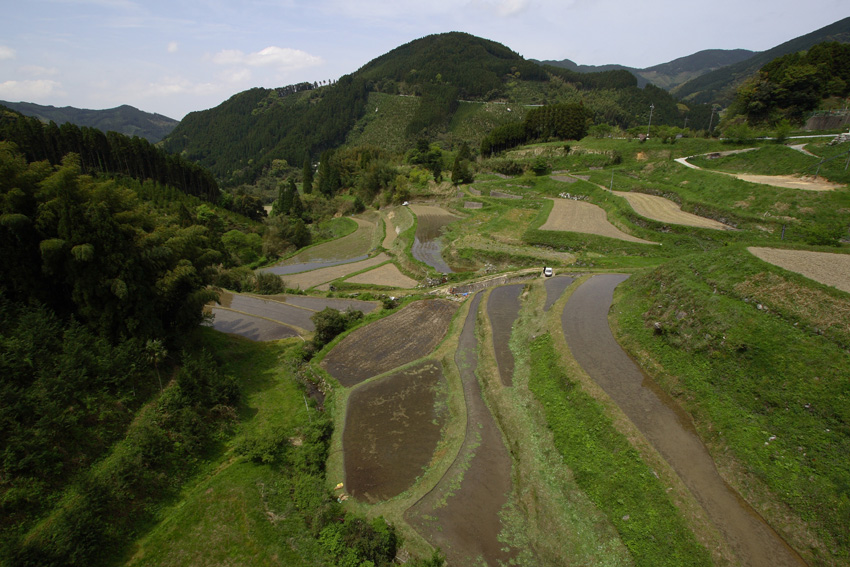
[126,331,330,566]
[527,333,713,567]
[614,249,850,565]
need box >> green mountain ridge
[671,16,850,104]
[537,48,756,90]
[0,100,179,142]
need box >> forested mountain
[0,106,220,203]
[538,48,756,90]
[672,16,850,104]
[162,32,710,188]
[0,101,178,142]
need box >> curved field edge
[611,249,850,565]
[518,288,714,567]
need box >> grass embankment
[525,333,713,567]
[613,248,850,565]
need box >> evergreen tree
[302,156,314,194]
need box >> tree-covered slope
[672,16,850,105]
[0,101,178,143]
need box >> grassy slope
[125,330,329,566]
[613,248,850,565]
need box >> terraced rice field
[748,247,850,293]
[322,299,458,387]
[343,360,448,503]
[613,191,732,230]
[283,253,389,290]
[541,198,657,244]
[343,263,419,288]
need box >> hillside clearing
[748,247,850,293]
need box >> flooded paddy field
[344,361,448,503]
[486,284,524,386]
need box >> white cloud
[0,79,63,100]
[213,46,323,70]
[0,46,15,60]
[477,0,532,16]
[167,41,178,53]
[19,65,60,77]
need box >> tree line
[0,107,221,202]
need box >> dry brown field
[284,253,389,290]
[540,198,657,244]
[344,263,418,288]
[613,191,732,230]
[322,299,459,387]
[748,247,850,293]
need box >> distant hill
[671,16,850,104]
[537,48,756,90]
[164,32,701,187]
[0,101,179,142]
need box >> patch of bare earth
[344,361,448,503]
[613,191,732,230]
[540,198,658,244]
[322,299,459,387]
[748,247,850,294]
[284,253,388,290]
[732,174,840,191]
[344,263,418,288]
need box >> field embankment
[613,248,850,565]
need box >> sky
[1,0,847,120]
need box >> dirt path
[405,293,516,566]
[748,247,850,293]
[613,191,733,230]
[675,155,841,191]
[541,198,658,244]
[562,275,806,567]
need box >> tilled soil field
[283,253,388,290]
[344,263,418,288]
[344,360,448,503]
[748,247,850,293]
[322,299,459,387]
[204,307,299,341]
[613,191,732,230]
[540,198,657,244]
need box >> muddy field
[276,295,379,314]
[563,275,805,567]
[487,284,524,386]
[217,291,317,332]
[322,299,458,387]
[410,204,461,273]
[283,253,389,290]
[613,191,732,230]
[344,360,448,503]
[344,263,418,288]
[543,274,574,311]
[540,198,657,244]
[405,293,516,566]
[748,247,850,293]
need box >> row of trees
[481,103,591,155]
[0,108,220,202]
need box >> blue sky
[1,0,847,119]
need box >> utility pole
[647,104,655,139]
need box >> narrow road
[561,274,806,567]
